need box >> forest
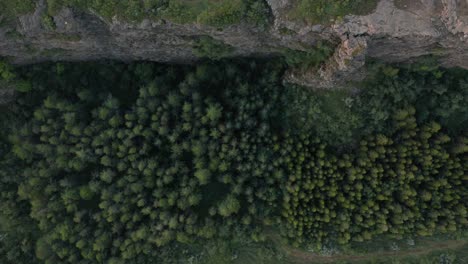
[0,58,467,263]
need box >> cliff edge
[1,0,468,88]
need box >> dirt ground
[285,240,466,263]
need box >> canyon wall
[1,0,468,89]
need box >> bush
[0,0,35,20]
[0,60,16,81]
[41,14,56,30]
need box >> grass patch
[288,0,378,25]
[196,0,245,27]
[0,0,35,20]
[43,0,270,28]
[2,1,35,17]
[163,0,271,28]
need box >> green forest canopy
[0,59,467,263]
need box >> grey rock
[1,0,468,88]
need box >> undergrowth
[0,59,466,264]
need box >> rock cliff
[1,0,468,88]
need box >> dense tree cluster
[281,107,467,246]
[357,65,468,135]
[0,60,466,263]
[283,63,468,147]
[0,110,40,264]
[7,61,287,263]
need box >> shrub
[0,60,16,81]
[218,195,241,217]
[41,14,56,30]
[0,0,35,20]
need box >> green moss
[162,0,270,28]
[431,47,447,56]
[0,0,35,20]
[160,1,201,24]
[192,36,234,60]
[288,0,378,25]
[41,0,270,28]
[196,0,245,27]
[46,0,160,21]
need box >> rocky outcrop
[285,36,368,89]
[1,0,468,88]
[281,0,468,87]
[1,1,282,65]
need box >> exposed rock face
[284,36,369,89]
[281,0,468,87]
[1,0,468,88]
